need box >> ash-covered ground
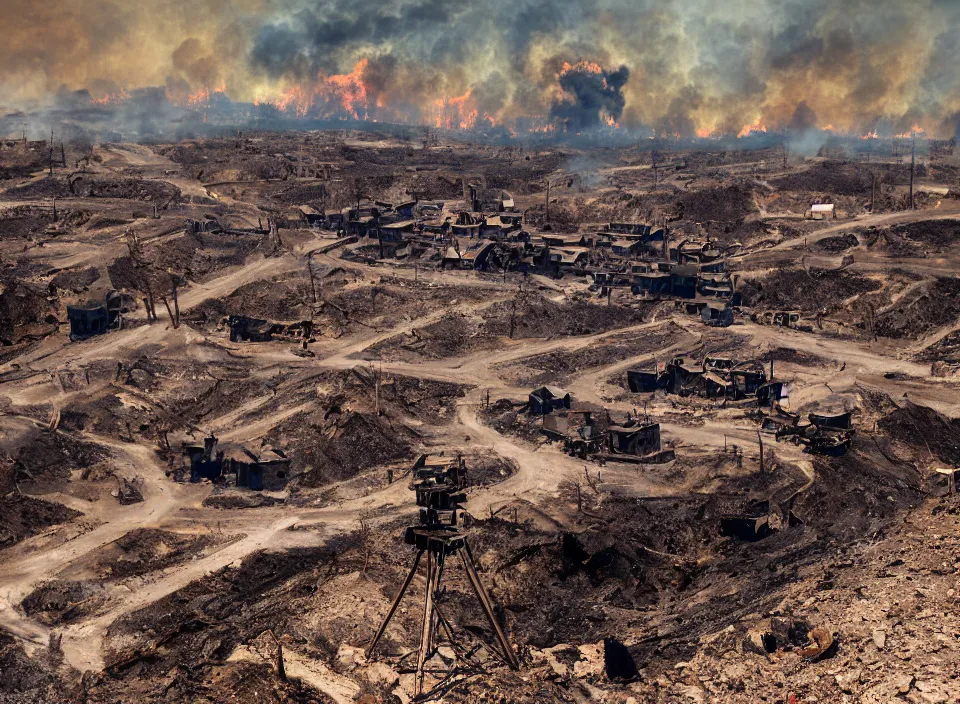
[0,130,958,703]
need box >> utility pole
[307,257,317,304]
[544,179,550,226]
[757,431,764,474]
[909,134,916,210]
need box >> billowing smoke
[550,63,629,131]
[4,0,960,138]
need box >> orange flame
[166,83,227,110]
[434,88,478,130]
[895,123,925,138]
[266,59,369,120]
[90,88,129,106]
[603,113,620,128]
[696,127,714,139]
[559,60,604,77]
[860,131,879,140]
[737,118,767,138]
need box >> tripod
[367,526,519,698]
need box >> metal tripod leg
[367,549,424,658]
[416,550,441,696]
[429,548,446,658]
[460,540,520,670]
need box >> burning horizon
[5,0,960,139]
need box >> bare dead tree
[125,233,158,321]
[508,284,528,339]
[357,514,373,580]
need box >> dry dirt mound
[877,400,960,467]
[677,183,757,223]
[496,322,682,387]
[0,630,65,701]
[187,275,313,327]
[50,266,102,293]
[0,496,82,549]
[6,174,181,204]
[813,233,859,253]
[72,528,226,582]
[739,268,881,313]
[21,579,106,625]
[97,545,345,703]
[8,428,111,489]
[365,295,653,362]
[874,277,960,340]
[770,160,912,196]
[887,219,960,251]
[265,370,468,487]
[108,230,267,287]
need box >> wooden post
[545,180,550,225]
[757,430,764,473]
[909,136,916,210]
[170,274,180,328]
[307,258,317,304]
[161,297,176,326]
[275,641,287,681]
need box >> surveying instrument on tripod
[367,454,520,698]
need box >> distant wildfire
[8,0,960,139]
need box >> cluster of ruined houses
[179,433,291,491]
[291,186,737,302]
[628,356,775,402]
[626,356,854,455]
[528,385,675,464]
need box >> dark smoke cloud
[5,0,960,138]
[550,64,629,131]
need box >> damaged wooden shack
[180,434,292,490]
[531,387,673,463]
[228,315,313,343]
